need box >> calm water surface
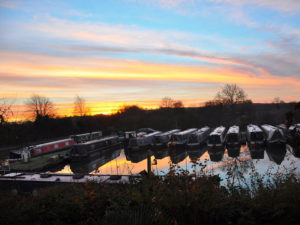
[53,144,300,182]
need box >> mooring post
[147,149,151,175]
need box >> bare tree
[73,96,91,116]
[160,97,174,108]
[215,83,247,105]
[173,100,184,108]
[0,97,14,125]
[273,97,284,104]
[26,94,55,120]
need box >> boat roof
[70,133,90,137]
[157,129,180,136]
[247,124,263,133]
[34,138,74,148]
[77,136,119,146]
[144,131,162,137]
[176,128,197,135]
[210,126,226,136]
[261,124,278,132]
[227,125,240,134]
[193,126,210,135]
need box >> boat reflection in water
[227,146,241,158]
[70,148,121,174]
[249,147,265,159]
[208,148,225,162]
[187,144,206,161]
[125,148,152,163]
[287,144,300,158]
[266,144,287,165]
[153,149,169,160]
[169,148,188,164]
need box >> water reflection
[227,146,241,158]
[187,145,206,160]
[287,144,300,158]
[153,149,169,160]
[70,148,121,174]
[169,148,188,164]
[125,148,150,163]
[249,147,265,159]
[266,144,286,165]
[52,144,300,180]
[208,148,225,162]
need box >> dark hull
[71,143,121,161]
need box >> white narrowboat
[187,126,210,149]
[207,126,226,149]
[261,124,286,145]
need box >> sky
[0,0,300,117]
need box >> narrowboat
[9,138,75,162]
[286,124,300,152]
[127,131,162,151]
[226,125,241,148]
[261,124,286,146]
[207,126,226,150]
[169,128,197,150]
[246,124,265,149]
[153,129,180,149]
[70,136,121,160]
[187,126,210,149]
[123,131,137,150]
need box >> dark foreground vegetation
[1,102,299,148]
[1,167,300,225]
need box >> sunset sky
[1,0,300,117]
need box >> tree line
[0,84,299,148]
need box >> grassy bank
[1,165,300,225]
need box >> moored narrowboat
[261,124,286,146]
[207,126,226,150]
[70,136,121,160]
[246,124,265,149]
[153,129,180,149]
[169,128,197,150]
[187,126,210,149]
[226,125,241,148]
[127,131,162,151]
[9,138,75,162]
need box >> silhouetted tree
[0,97,14,125]
[160,97,174,108]
[26,94,55,121]
[273,97,285,104]
[173,101,184,108]
[73,96,91,116]
[215,83,247,105]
